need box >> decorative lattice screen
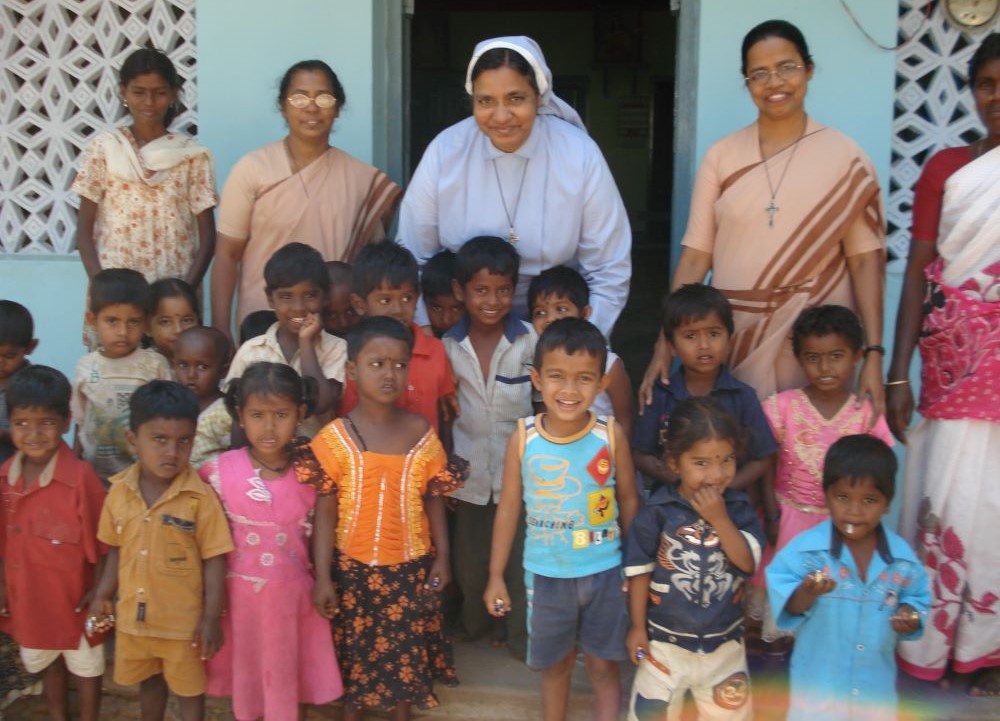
[0,0,197,255]
[889,0,999,260]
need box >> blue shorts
[525,565,629,670]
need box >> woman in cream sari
[639,20,886,408]
[211,60,401,338]
[891,34,1000,695]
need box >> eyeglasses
[286,93,337,109]
[745,62,805,87]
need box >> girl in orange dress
[302,317,464,720]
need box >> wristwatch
[863,344,885,355]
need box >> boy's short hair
[792,304,864,355]
[346,316,414,361]
[89,268,153,315]
[0,300,34,347]
[128,380,200,432]
[454,236,520,286]
[326,260,353,289]
[263,242,330,294]
[527,266,589,312]
[533,317,607,373]
[6,365,71,418]
[175,326,232,364]
[822,434,897,501]
[662,283,734,340]
[420,250,457,299]
[239,310,277,345]
[351,240,419,298]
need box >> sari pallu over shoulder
[235,145,402,321]
[917,146,1000,423]
[703,125,884,399]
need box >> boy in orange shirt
[338,240,458,432]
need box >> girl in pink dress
[200,362,341,720]
[754,305,893,644]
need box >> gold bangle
[885,380,910,387]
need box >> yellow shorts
[114,632,205,697]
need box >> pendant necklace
[492,157,529,243]
[248,448,290,475]
[760,121,807,228]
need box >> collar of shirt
[444,313,530,344]
[112,463,211,509]
[480,116,542,161]
[4,441,75,490]
[257,322,340,363]
[796,518,896,566]
[409,323,435,359]
[660,364,743,400]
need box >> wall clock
[944,0,1000,28]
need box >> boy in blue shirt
[767,435,930,721]
[632,284,776,487]
[487,318,638,721]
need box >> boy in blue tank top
[486,318,639,721]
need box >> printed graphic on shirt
[713,672,749,709]
[656,523,739,608]
[588,488,616,526]
[586,446,612,486]
[525,455,585,546]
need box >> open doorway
[406,0,678,388]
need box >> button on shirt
[766,520,931,721]
[98,464,234,640]
[443,315,536,505]
[624,484,764,653]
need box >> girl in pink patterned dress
[754,305,893,643]
[199,362,341,720]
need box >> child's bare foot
[969,668,1000,697]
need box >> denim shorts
[525,565,629,670]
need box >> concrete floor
[5,640,1000,720]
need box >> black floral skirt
[333,552,457,710]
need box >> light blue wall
[197,0,380,191]
[672,0,899,254]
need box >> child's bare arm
[312,493,339,618]
[75,198,101,278]
[606,359,635,442]
[626,573,652,664]
[89,546,119,616]
[186,208,216,288]
[690,487,754,573]
[296,314,338,414]
[484,432,523,616]
[195,554,226,660]
[424,494,450,591]
[612,422,639,534]
[731,458,766,491]
[760,455,780,546]
[76,553,107,613]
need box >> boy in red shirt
[337,240,458,431]
[0,365,107,721]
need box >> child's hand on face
[313,577,338,619]
[690,485,728,528]
[801,570,837,597]
[483,578,510,618]
[193,615,223,660]
[297,313,322,343]
[626,625,650,666]
[890,604,921,634]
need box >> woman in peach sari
[640,20,886,409]
[211,60,401,339]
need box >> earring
[122,99,128,108]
